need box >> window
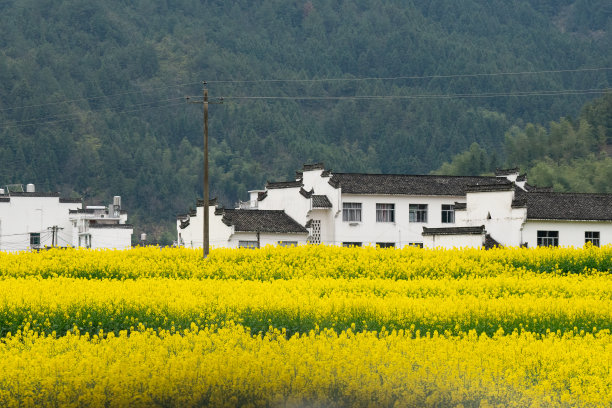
[309,220,321,244]
[408,242,423,248]
[29,233,40,248]
[585,231,600,247]
[342,202,362,222]
[342,242,362,247]
[409,204,428,223]
[441,204,455,224]
[537,231,558,247]
[278,241,298,247]
[238,240,259,249]
[377,242,395,248]
[376,203,395,222]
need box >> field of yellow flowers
[0,245,611,407]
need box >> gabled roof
[220,209,308,234]
[524,192,612,221]
[312,195,332,208]
[328,173,508,196]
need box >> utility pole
[187,82,223,258]
[47,225,64,248]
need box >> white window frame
[376,203,395,223]
[409,204,428,223]
[441,204,455,224]
[342,202,362,222]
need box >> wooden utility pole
[187,82,222,258]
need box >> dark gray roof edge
[266,180,303,189]
[526,217,612,222]
[8,192,60,197]
[422,225,485,236]
[89,224,134,229]
[59,198,83,203]
[302,163,325,171]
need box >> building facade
[0,184,133,251]
[177,164,612,249]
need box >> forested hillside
[435,93,612,192]
[0,0,610,242]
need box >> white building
[177,163,612,249]
[0,184,133,251]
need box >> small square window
[409,204,428,223]
[376,203,395,222]
[585,231,600,247]
[342,203,362,222]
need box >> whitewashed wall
[331,194,465,247]
[422,233,484,249]
[89,227,133,250]
[0,196,81,252]
[522,220,612,248]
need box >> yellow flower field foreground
[1,325,610,408]
[0,244,610,280]
[1,274,611,337]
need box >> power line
[208,67,612,84]
[222,88,610,101]
[1,67,610,113]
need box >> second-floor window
[441,204,455,223]
[342,202,362,222]
[409,204,428,223]
[376,203,395,222]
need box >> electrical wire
[207,67,612,84]
[1,67,610,113]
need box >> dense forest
[0,0,610,243]
[435,92,612,191]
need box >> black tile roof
[484,234,502,249]
[266,180,303,189]
[300,187,314,198]
[0,197,9,202]
[59,198,83,203]
[454,202,467,210]
[312,195,332,208]
[524,192,612,221]
[328,173,508,196]
[303,163,325,171]
[466,182,515,193]
[495,168,520,176]
[9,192,60,197]
[89,224,134,229]
[220,209,308,234]
[422,226,485,236]
[196,198,218,206]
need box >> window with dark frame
[376,203,395,222]
[441,204,455,224]
[277,241,298,247]
[585,231,600,247]
[342,242,362,247]
[342,202,362,222]
[409,204,428,223]
[376,242,395,248]
[537,231,559,247]
[238,240,259,249]
[408,242,424,248]
[29,232,40,248]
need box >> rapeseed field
[0,245,610,407]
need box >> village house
[0,184,133,251]
[177,164,612,249]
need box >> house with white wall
[177,163,612,249]
[0,184,133,251]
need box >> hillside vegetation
[0,0,610,242]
